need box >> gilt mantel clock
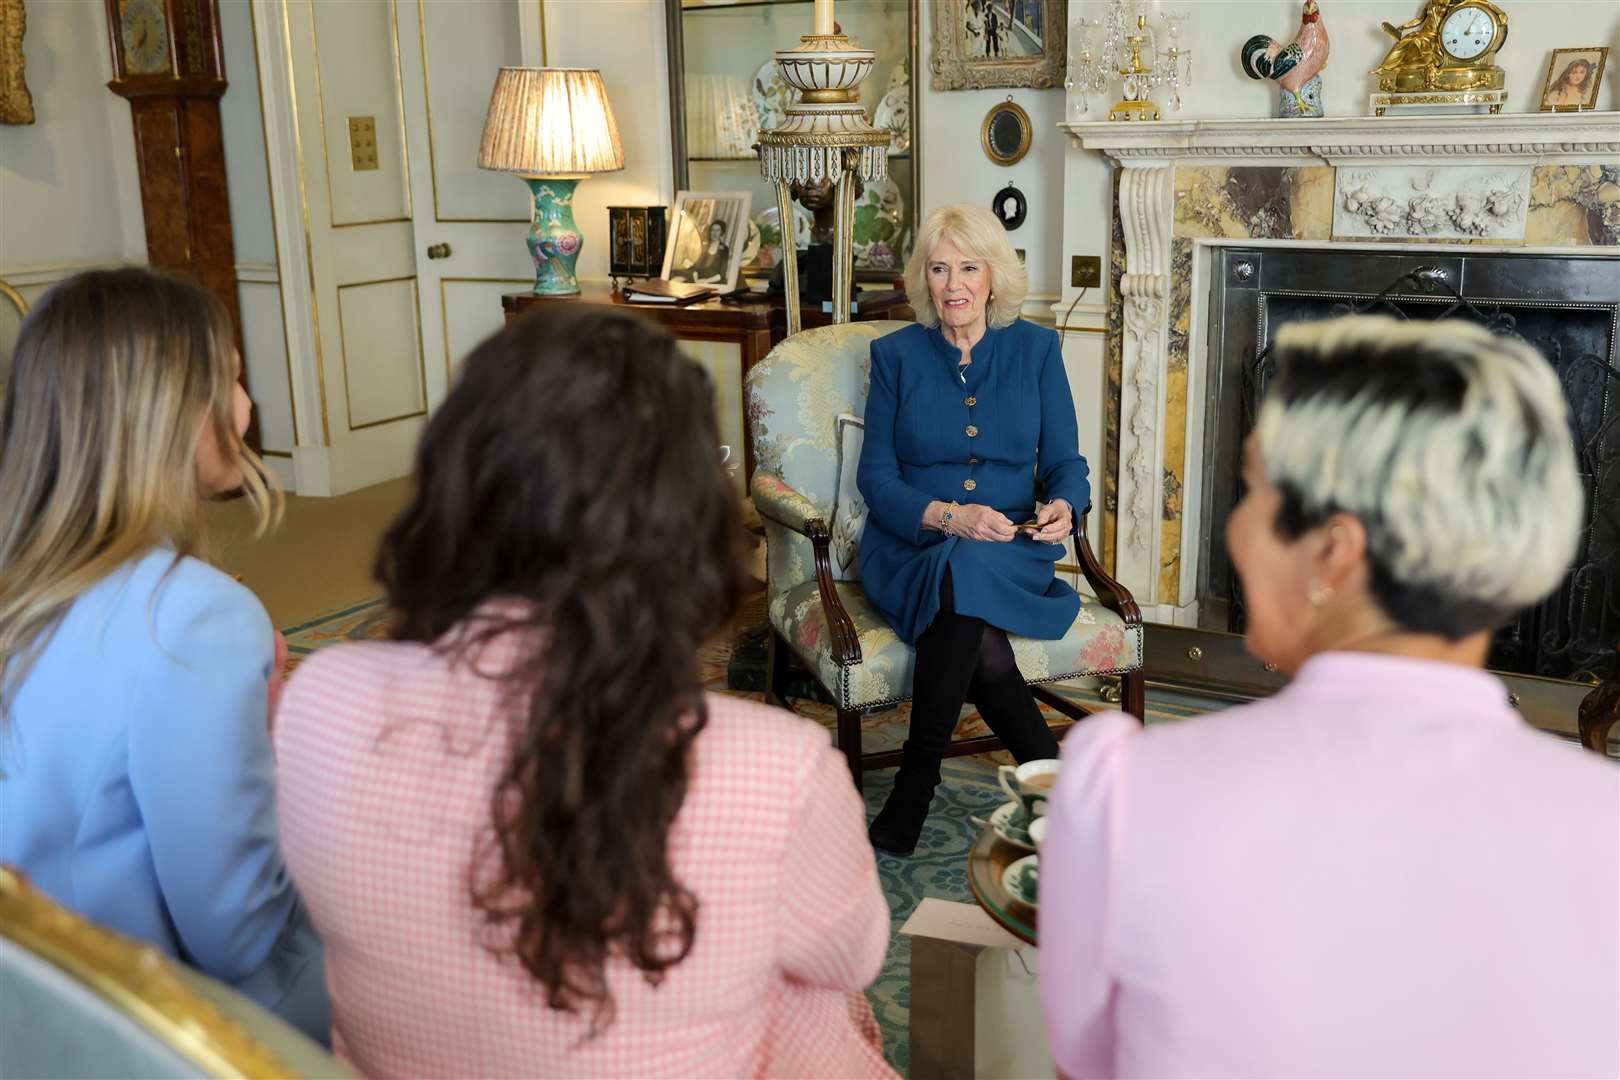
[103,0,242,344]
[1370,0,1509,115]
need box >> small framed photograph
[1538,47,1608,112]
[661,190,752,292]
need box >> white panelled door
[396,0,544,404]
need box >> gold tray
[966,826,1037,946]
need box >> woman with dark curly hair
[272,306,894,1078]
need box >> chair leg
[1121,669,1146,723]
[765,628,792,709]
[836,706,864,795]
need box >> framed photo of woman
[1538,47,1608,112]
[662,191,751,291]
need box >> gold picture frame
[0,0,35,125]
[931,0,1067,92]
[981,99,1032,166]
[1538,46,1608,112]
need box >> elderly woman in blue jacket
[859,203,1090,854]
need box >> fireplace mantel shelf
[1061,111,1620,166]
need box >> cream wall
[0,0,294,483]
[220,0,297,471]
[0,2,144,299]
[918,0,1074,302]
[544,0,678,283]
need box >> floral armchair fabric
[747,322,1143,713]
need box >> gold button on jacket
[966,425,978,437]
[963,478,977,491]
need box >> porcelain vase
[523,176,583,296]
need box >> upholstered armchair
[746,321,1145,792]
[0,865,345,1079]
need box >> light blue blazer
[0,549,330,1041]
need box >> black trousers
[906,568,1059,767]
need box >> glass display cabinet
[666,0,920,285]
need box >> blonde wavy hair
[0,268,281,713]
[903,203,1029,329]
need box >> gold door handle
[426,242,452,259]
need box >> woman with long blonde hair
[0,268,329,1039]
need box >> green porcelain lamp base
[522,175,585,296]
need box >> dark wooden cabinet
[502,287,913,480]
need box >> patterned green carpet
[283,597,1217,1075]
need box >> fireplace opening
[1199,248,1619,684]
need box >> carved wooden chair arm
[804,518,863,667]
[1071,503,1143,631]
[748,471,863,667]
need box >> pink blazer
[1039,652,1619,1079]
[275,630,896,1079]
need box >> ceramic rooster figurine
[1240,0,1330,118]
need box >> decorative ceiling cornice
[1060,111,1620,167]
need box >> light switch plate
[1071,255,1102,289]
[348,116,378,171]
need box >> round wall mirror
[981,99,1031,167]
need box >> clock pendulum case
[103,0,258,447]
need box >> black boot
[868,749,943,855]
[873,567,980,855]
[970,657,1060,763]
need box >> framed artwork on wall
[1539,47,1608,112]
[0,0,35,124]
[932,0,1067,91]
[662,190,752,293]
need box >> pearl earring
[1308,583,1334,609]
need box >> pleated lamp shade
[478,67,624,177]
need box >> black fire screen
[1201,248,1619,685]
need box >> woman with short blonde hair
[0,268,328,1040]
[1039,315,1616,1077]
[859,203,1091,854]
[902,203,1029,330]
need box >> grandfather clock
[104,0,254,445]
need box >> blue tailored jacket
[0,550,330,1041]
[857,319,1092,644]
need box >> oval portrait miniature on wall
[981,98,1031,167]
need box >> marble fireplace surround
[1061,112,1620,625]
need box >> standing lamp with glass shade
[478,67,624,296]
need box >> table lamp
[478,67,624,296]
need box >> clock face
[120,0,171,76]
[1440,5,1498,62]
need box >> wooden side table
[501,287,913,485]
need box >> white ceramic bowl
[1027,815,1049,849]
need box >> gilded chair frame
[0,866,296,1078]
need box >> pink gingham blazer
[274,629,896,1079]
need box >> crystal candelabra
[1068,2,1193,122]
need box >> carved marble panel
[1333,165,1531,242]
